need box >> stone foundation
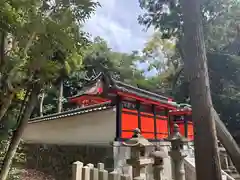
[24,144,114,180]
[112,141,172,179]
[23,141,172,180]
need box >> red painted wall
[121,108,168,139]
[188,122,194,140]
[121,111,138,131]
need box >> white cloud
[83,0,153,53]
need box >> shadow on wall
[24,144,114,180]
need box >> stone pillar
[112,141,131,175]
[228,157,237,173]
[150,146,168,180]
[219,147,230,173]
[171,157,186,180]
[122,128,154,180]
[165,124,188,180]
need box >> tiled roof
[113,80,174,105]
[70,72,177,107]
[29,102,114,123]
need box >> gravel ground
[20,169,55,180]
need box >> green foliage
[207,53,240,131]
[205,0,240,51]
[0,99,21,139]
[0,0,98,123]
[34,37,149,116]
[0,0,100,178]
[142,32,179,75]
[82,37,145,83]
[138,0,237,40]
[0,0,98,90]
[15,90,26,101]
[138,0,240,133]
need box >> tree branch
[0,92,14,122]
[0,84,39,180]
[0,31,6,71]
[171,65,184,91]
[23,32,36,56]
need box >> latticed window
[122,101,136,110]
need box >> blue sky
[83,0,153,53]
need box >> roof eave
[29,102,114,123]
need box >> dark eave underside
[29,102,114,123]
[113,80,174,106]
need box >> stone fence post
[72,161,83,180]
[72,161,131,180]
[165,124,188,180]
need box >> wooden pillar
[167,112,172,137]
[115,95,122,140]
[136,101,141,131]
[152,105,157,139]
[184,115,188,138]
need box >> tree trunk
[0,86,39,180]
[39,92,45,117]
[213,109,240,173]
[0,92,14,121]
[180,0,222,179]
[57,80,63,113]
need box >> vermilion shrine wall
[117,99,169,140]
[118,99,194,141]
[121,109,168,139]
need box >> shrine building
[22,73,194,145]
